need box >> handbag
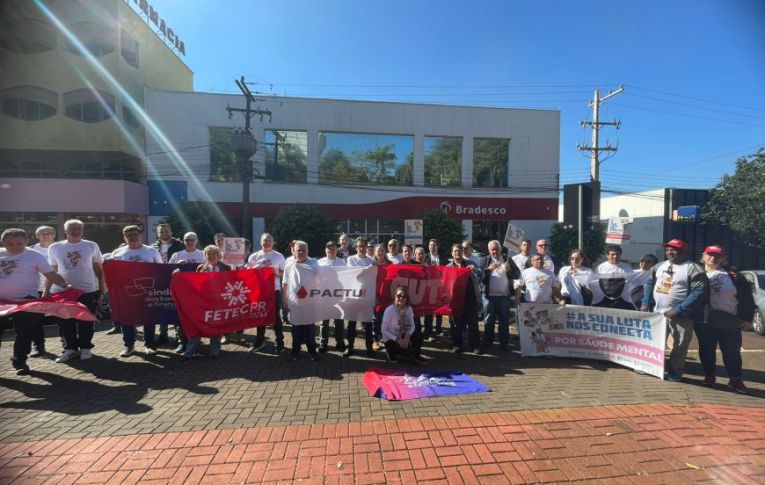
[706,309,740,331]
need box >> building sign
[127,0,186,55]
[440,201,508,216]
[404,219,423,245]
[605,217,632,245]
[672,205,699,223]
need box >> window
[0,18,56,53]
[425,136,462,187]
[209,127,239,182]
[473,138,509,188]
[64,22,114,57]
[264,130,307,183]
[318,132,413,185]
[0,86,57,121]
[120,29,139,68]
[123,104,141,129]
[64,89,115,123]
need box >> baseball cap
[703,245,725,255]
[661,239,687,250]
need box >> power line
[627,84,765,113]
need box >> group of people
[0,221,757,394]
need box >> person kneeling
[381,287,426,364]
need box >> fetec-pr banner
[170,268,275,339]
[518,303,667,379]
[376,265,471,317]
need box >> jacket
[479,255,520,298]
[447,259,482,310]
[196,262,232,272]
[641,256,708,320]
[151,237,185,262]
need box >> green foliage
[160,202,235,247]
[317,143,413,186]
[363,144,397,183]
[268,205,335,257]
[473,138,508,188]
[318,149,369,184]
[425,137,462,187]
[264,133,307,183]
[209,127,239,182]
[419,210,465,257]
[703,149,765,249]
[548,223,606,266]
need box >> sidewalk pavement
[1,324,764,483]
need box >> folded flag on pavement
[0,288,95,321]
[363,368,491,401]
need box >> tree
[209,127,238,182]
[362,144,397,184]
[160,202,235,247]
[265,135,307,183]
[703,149,765,249]
[268,205,335,257]
[419,210,465,258]
[548,223,606,266]
[473,138,508,187]
[425,137,462,187]
[318,148,368,184]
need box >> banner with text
[0,289,95,321]
[376,265,471,317]
[285,265,377,325]
[518,303,667,379]
[170,268,275,339]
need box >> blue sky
[150,0,765,193]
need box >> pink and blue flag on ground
[363,368,491,401]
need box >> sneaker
[275,344,285,354]
[249,342,266,353]
[80,349,92,360]
[144,347,157,355]
[729,379,749,394]
[665,373,683,382]
[15,366,30,376]
[174,344,185,354]
[702,375,716,386]
[473,348,484,355]
[318,344,328,353]
[334,342,347,352]
[342,347,354,358]
[55,349,79,363]
[372,341,382,351]
[29,346,45,358]
[119,346,134,357]
[105,328,121,335]
[450,346,462,354]
[221,335,229,345]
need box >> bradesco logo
[440,201,507,216]
[296,287,367,299]
[203,280,267,322]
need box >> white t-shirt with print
[158,243,172,263]
[32,243,50,292]
[488,257,511,296]
[48,239,103,293]
[386,253,404,264]
[597,261,634,275]
[0,248,53,300]
[110,245,163,263]
[707,269,738,316]
[520,267,559,303]
[169,249,205,264]
[651,260,691,314]
[247,249,286,290]
[318,256,347,267]
[347,255,374,267]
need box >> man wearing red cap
[640,239,709,381]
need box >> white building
[600,189,665,263]
[144,90,561,250]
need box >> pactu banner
[376,265,471,317]
[170,268,275,339]
[518,303,667,379]
[284,265,377,325]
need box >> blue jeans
[122,324,156,349]
[694,322,743,379]
[483,295,510,347]
[184,336,221,358]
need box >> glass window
[64,21,114,57]
[123,104,140,129]
[120,29,139,68]
[318,132,413,186]
[425,136,462,187]
[209,127,239,182]
[264,130,307,183]
[473,138,509,188]
[63,89,115,123]
[0,86,57,121]
[0,18,56,54]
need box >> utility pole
[226,76,272,241]
[578,85,623,182]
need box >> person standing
[30,225,56,356]
[110,225,163,357]
[481,240,520,352]
[462,240,481,267]
[337,233,352,259]
[381,286,426,364]
[283,241,320,362]
[151,223,184,346]
[597,245,634,274]
[317,241,347,353]
[386,239,404,264]
[46,219,105,363]
[346,238,376,356]
[401,244,414,264]
[1,228,68,375]
[517,254,565,304]
[640,239,708,381]
[695,245,754,394]
[526,239,560,274]
[511,239,532,270]
[168,232,204,264]
[247,233,286,353]
[423,239,444,339]
[447,244,482,354]
[557,249,593,303]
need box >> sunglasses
[395,293,408,299]
[537,244,548,247]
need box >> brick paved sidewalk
[2,403,764,484]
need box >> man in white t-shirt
[46,219,105,363]
[461,240,481,267]
[317,241,347,353]
[480,240,521,352]
[283,240,320,361]
[517,254,564,304]
[168,232,205,264]
[423,239,444,339]
[597,245,634,274]
[30,225,57,357]
[386,239,404,264]
[511,239,532,271]
[345,237,376,357]
[247,232,286,353]
[1,228,68,375]
[109,225,163,357]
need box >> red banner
[375,265,471,317]
[170,268,275,339]
[0,289,95,321]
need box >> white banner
[605,217,632,245]
[284,264,376,325]
[405,219,423,245]
[518,303,667,379]
[503,222,525,252]
[223,237,246,266]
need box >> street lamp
[231,128,256,240]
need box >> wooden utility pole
[577,85,623,182]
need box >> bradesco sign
[440,201,507,216]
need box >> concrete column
[413,132,424,186]
[462,220,473,242]
[461,136,473,188]
[306,129,319,184]
[252,218,265,247]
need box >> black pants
[255,290,284,347]
[5,310,38,370]
[320,319,344,346]
[347,321,373,350]
[423,315,443,336]
[291,324,317,355]
[695,323,743,379]
[384,332,424,359]
[58,291,100,351]
[452,306,481,351]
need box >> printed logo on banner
[296,286,366,299]
[125,277,156,296]
[203,281,267,324]
[390,275,450,306]
[221,281,250,306]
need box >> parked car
[742,271,765,335]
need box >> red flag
[0,289,95,321]
[170,268,275,339]
[375,265,471,317]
